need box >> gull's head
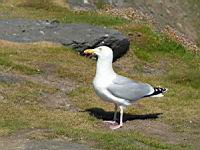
[83,46,113,61]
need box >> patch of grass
[0,42,95,83]
[0,57,41,75]
[0,42,199,149]
[2,80,57,105]
[65,129,181,150]
[120,24,188,61]
[0,112,29,133]
[94,0,107,9]
[196,38,200,47]
[0,0,67,20]
[0,103,189,150]
[0,1,200,149]
[62,11,129,27]
[167,68,200,89]
[0,0,128,27]
[69,85,110,110]
[17,0,65,11]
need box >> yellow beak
[83,49,95,54]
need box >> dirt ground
[0,129,97,150]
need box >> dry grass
[53,0,70,8]
[0,1,200,149]
[0,36,199,149]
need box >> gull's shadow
[85,107,162,122]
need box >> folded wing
[107,75,154,102]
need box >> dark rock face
[0,19,129,60]
[67,0,124,10]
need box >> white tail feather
[150,93,164,97]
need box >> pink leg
[110,106,123,130]
[103,120,116,124]
[103,104,118,124]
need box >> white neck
[95,57,116,80]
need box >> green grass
[93,0,108,9]
[0,57,41,75]
[167,68,200,89]
[0,103,185,150]
[196,38,200,47]
[0,1,199,149]
[62,11,129,27]
[0,41,199,149]
[0,0,128,27]
[17,0,63,11]
[120,24,188,61]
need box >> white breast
[92,75,131,106]
[92,75,114,102]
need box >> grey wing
[107,75,154,102]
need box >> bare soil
[0,129,97,150]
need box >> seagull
[83,46,167,130]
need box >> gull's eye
[99,48,102,51]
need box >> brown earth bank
[67,0,200,47]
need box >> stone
[0,95,4,101]
[0,19,130,61]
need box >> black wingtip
[144,87,168,98]
[154,87,168,93]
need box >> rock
[0,19,130,61]
[68,0,97,11]
[0,73,21,84]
